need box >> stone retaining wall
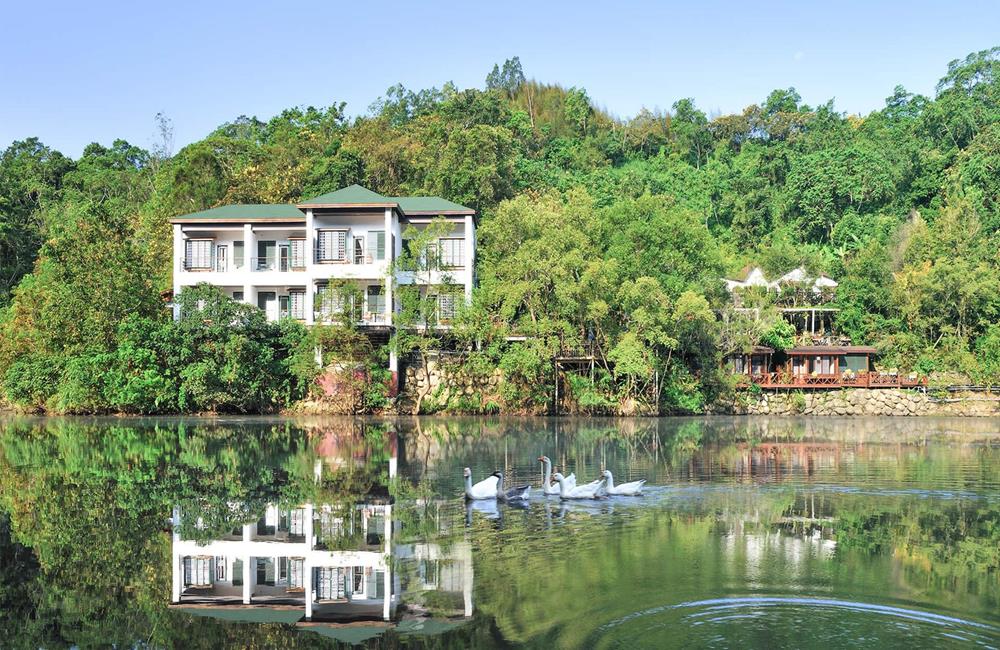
[722,388,1000,417]
[400,360,503,413]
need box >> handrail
[746,370,927,389]
[250,257,306,272]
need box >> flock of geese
[463,455,646,501]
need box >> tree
[392,218,463,413]
[485,57,525,97]
[0,138,74,304]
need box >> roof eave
[403,209,476,216]
[295,202,399,210]
[171,217,306,224]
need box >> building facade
[723,267,925,389]
[171,185,476,325]
[171,184,476,381]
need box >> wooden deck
[741,371,926,390]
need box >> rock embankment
[724,388,1000,417]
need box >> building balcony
[179,257,308,274]
[741,371,927,390]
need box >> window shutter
[368,231,385,261]
[185,240,213,269]
[289,291,304,319]
[234,241,244,268]
[336,231,347,260]
[290,239,305,268]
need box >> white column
[304,503,315,620]
[173,224,184,320]
[243,223,255,304]
[171,506,182,602]
[382,503,392,621]
[304,558,313,620]
[242,555,252,604]
[384,208,393,327]
[463,215,474,304]
[305,209,315,325]
[242,522,253,604]
[305,280,315,326]
[463,554,473,617]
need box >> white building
[171,185,477,378]
[170,449,474,626]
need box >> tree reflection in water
[0,415,997,648]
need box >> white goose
[552,472,606,500]
[463,467,499,500]
[495,471,531,501]
[538,456,576,495]
[602,470,646,496]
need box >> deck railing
[742,371,927,389]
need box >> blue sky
[2,0,997,158]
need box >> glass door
[215,244,227,272]
[279,244,291,272]
[257,241,276,271]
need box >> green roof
[298,184,393,207]
[177,606,304,624]
[393,196,474,214]
[300,184,474,214]
[171,204,305,222]
[300,624,389,644]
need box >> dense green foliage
[2,48,1000,412]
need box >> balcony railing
[742,371,927,389]
[181,256,307,273]
[250,257,306,272]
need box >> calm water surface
[0,416,998,648]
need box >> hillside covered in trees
[1,48,999,414]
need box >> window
[317,230,347,262]
[290,558,304,589]
[257,558,275,586]
[215,244,228,272]
[315,567,346,600]
[279,557,289,582]
[233,291,244,302]
[185,240,213,270]
[366,285,385,319]
[233,559,243,586]
[215,556,227,581]
[290,509,305,536]
[367,230,386,261]
[438,238,464,269]
[257,240,276,271]
[419,559,439,587]
[183,556,212,587]
[290,239,306,269]
[437,292,457,322]
[288,291,305,320]
[234,241,244,269]
[353,236,365,264]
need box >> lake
[0,415,998,648]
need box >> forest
[0,48,998,414]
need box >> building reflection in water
[169,426,472,629]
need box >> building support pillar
[172,225,184,320]
[304,503,315,620]
[382,503,393,621]
[243,223,255,306]
[385,208,399,395]
[463,214,474,304]
[242,522,253,604]
[171,506,182,602]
